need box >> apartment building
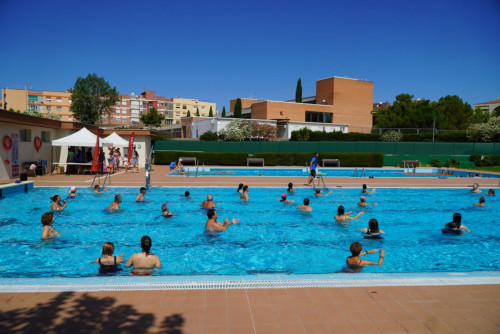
[1,88,73,121]
[172,98,216,124]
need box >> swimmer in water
[93,242,126,274]
[474,197,485,207]
[345,242,385,272]
[444,213,470,232]
[357,218,385,236]
[94,185,109,193]
[107,194,122,211]
[240,185,249,201]
[50,194,67,211]
[205,209,239,232]
[161,203,174,217]
[487,189,495,196]
[335,206,364,221]
[358,196,377,207]
[135,187,147,202]
[361,184,375,194]
[184,190,190,197]
[41,212,60,239]
[298,198,312,212]
[237,183,244,193]
[125,236,162,275]
[314,189,332,197]
[278,193,294,203]
[201,194,216,209]
[471,183,481,193]
[68,186,78,197]
[287,182,296,193]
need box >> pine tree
[196,107,200,116]
[221,106,226,117]
[295,78,302,103]
[187,110,191,117]
[234,98,242,118]
[209,106,213,117]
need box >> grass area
[457,166,500,173]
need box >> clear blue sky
[1,0,499,112]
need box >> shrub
[199,131,218,141]
[445,158,459,168]
[253,152,383,167]
[218,119,249,141]
[466,117,500,142]
[154,151,248,165]
[381,130,403,142]
[430,158,443,167]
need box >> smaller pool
[169,167,500,178]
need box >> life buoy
[108,147,115,151]
[3,136,12,150]
[34,137,42,151]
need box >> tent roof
[103,132,129,147]
[51,127,112,147]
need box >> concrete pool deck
[1,165,499,333]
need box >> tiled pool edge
[1,271,499,292]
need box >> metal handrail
[353,168,357,178]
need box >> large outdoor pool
[169,167,500,178]
[0,186,498,278]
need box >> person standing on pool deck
[202,194,216,209]
[240,185,249,200]
[205,209,239,232]
[125,236,162,275]
[306,152,319,186]
[107,194,122,211]
[135,187,147,202]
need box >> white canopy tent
[51,127,112,147]
[103,132,129,147]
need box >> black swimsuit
[98,256,121,274]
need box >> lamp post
[322,99,326,132]
[432,111,436,143]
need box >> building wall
[251,101,335,122]
[172,98,216,124]
[1,88,29,113]
[229,98,262,114]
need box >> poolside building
[228,76,374,134]
[473,99,500,114]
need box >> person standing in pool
[471,183,481,193]
[125,236,162,275]
[287,182,296,193]
[444,213,470,232]
[161,204,174,217]
[236,183,244,193]
[306,152,319,186]
[50,195,67,211]
[362,184,375,194]
[41,212,60,239]
[93,242,126,274]
[314,189,332,197]
[94,185,109,193]
[358,196,377,207]
[335,206,364,221]
[240,185,249,200]
[205,209,239,232]
[107,194,122,211]
[201,194,216,209]
[345,242,385,272]
[298,198,312,212]
[278,193,294,203]
[474,197,486,207]
[135,187,147,202]
[357,218,385,236]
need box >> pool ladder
[353,168,366,178]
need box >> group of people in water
[41,178,493,275]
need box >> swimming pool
[0,186,498,278]
[169,167,500,178]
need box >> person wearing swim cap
[278,193,294,203]
[68,186,78,197]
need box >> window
[116,108,120,114]
[175,104,180,108]
[28,95,38,103]
[182,105,187,109]
[19,129,32,142]
[202,107,205,112]
[115,117,120,122]
[121,100,126,105]
[69,99,72,104]
[41,131,51,142]
[176,112,180,117]
[121,117,127,123]
[69,108,71,112]
[46,97,52,102]
[69,117,73,121]
[56,98,62,103]
[56,107,62,112]
[46,107,52,111]
[305,111,332,123]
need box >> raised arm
[360,249,385,266]
[347,211,364,220]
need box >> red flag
[90,129,100,172]
[128,132,135,164]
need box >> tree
[221,106,226,117]
[209,106,213,117]
[432,95,474,130]
[234,98,242,118]
[140,107,164,125]
[71,73,119,124]
[295,78,302,103]
[196,107,200,116]
[187,110,191,117]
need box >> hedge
[154,151,248,165]
[252,152,384,167]
[470,153,500,166]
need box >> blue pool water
[0,186,498,278]
[169,167,500,178]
